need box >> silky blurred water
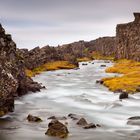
[0,60,140,140]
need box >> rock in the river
[27,114,43,122]
[96,80,104,84]
[83,123,96,129]
[76,118,88,126]
[45,120,69,138]
[82,63,88,66]
[100,64,106,67]
[128,116,140,120]
[68,113,79,120]
[119,92,128,100]
[48,116,67,120]
[127,120,140,126]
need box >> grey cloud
[0,0,140,49]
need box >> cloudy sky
[0,0,140,49]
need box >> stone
[82,63,88,66]
[96,80,104,84]
[83,123,96,129]
[76,118,88,126]
[45,120,69,138]
[100,65,106,67]
[48,116,67,120]
[119,92,128,100]
[128,116,140,120]
[68,113,79,120]
[27,114,42,122]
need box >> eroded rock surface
[0,24,42,117]
[45,120,69,138]
[115,13,140,61]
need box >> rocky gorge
[0,24,43,117]
[0,12,140,139]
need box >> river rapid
[0,60,140,140]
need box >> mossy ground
[92,51,114,60]
[25,61,77,77]
[77,57,92,62]
[102,59,140,93]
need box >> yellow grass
[25,61,77,77]
[102,59,140,93]
[92,51,114,60]
[77,57,92,62]
[25,69,35,77]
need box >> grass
[25,61,77,77]
[92,51,114,60]
[77,57,92,62]
[102,59,140,93]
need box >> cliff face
[0,24,42,116]
[88,37,116,56]
[115,13,140,61]
[18,46,62,70]
[21,37,115,70]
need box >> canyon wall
[88,37,116,56]
[115,13,140,61]
[0,24,42,116]
[21,37,115,70]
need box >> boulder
[82,63,88,66]
[45,120,69,138]
[96,80,104,84]
[48,116,67,120]
[119,92,128,100]
[68,113,79,120]
[76,118,88,126]
[100,65,106,67]
[83,123,96,129]
[27,114,42,122]
[128,116,140,120]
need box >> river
[0,60,140,140]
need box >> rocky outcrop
[0,24,42,117]
[115,13,140,61]
[45,120,69,138]
[21,38,116,70]
[27,114,43,122]
[18,46,62,70]
[88,37,116,56]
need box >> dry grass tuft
[25,61,77,77]
[102,59,140,93]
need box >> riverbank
[102,59,140,93]
[1,60,140,140]
[25,61,77,77]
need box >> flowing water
[1,60,140,140]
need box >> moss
[0,110,5,117]
[102,59,140,93]
[26,61,77,77]
[92,51,114,60]
[77,57,92,62]
[25,69,35,77]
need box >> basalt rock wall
[115,13,140,61]
[0,24,42,116]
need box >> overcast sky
[0,0,140,49]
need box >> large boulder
[45,120,69,138]
[27,114,42,122]
[76,118,88,126]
